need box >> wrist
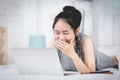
[71,53,78,60]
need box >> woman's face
[53,19,75,44]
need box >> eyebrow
[63,30,69,33]
[54,30,59,32]
[54,30,69,32]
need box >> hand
[55,39,76,58]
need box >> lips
[66,40,70,43]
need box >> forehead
[54,19,73,31]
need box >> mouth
[66,40,70,43]
[55,39,70,43]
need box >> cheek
[66,35,75,43]
[66,37,72,41]
[54,34,59,40]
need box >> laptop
[12,48,64,76]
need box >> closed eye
[54,31,60,35]
[63,30,69,35]
[63,32,69,35]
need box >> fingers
[55,40,64,50]
[56,40,65,47]
[58,40,67,45]
[55,40,69,50]
[55,44,63,51]
[70,38,75,45]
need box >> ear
[75,27,80,36]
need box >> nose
[58,34,64,41]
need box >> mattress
[0,64,120,80]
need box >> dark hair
[53,6,82,31]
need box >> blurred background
[0,0,120,64]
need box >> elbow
[89,68,96,72]
[79,70,90,74]
[87,65,96,73]
[79,68,96,74]
[78,69,91,74]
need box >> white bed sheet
[0,64,120,80]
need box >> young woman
[52,6,118,74]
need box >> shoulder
[77,33,94,49]
[77,33,88,41]
[81,37,93,44]
[77,33,93,44]
[78,35,95,55]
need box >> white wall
[92,0,120,55]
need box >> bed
[0,64,120,80]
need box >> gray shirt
[57,33,118,71]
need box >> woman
[52,6,118,74]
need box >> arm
[55,37,96,74]
[72,37,96,74]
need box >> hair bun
[63,6,76,13]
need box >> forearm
[71,53,92,74]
